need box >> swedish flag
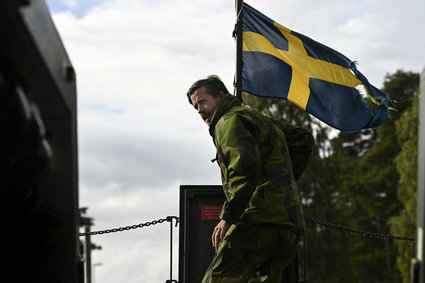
[241,3,394,132]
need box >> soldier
[187,75,313,282]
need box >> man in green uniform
[187,75,313,282]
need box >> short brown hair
[186,75,229,105]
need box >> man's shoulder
[218,105,260,124]
[224,104,264,119]
[216,105,270,134]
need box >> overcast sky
[44,0,424,282]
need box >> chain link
[79,217,171,236]
[79,215,416,242]
[305,217,416,242]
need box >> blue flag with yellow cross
[241,3,394,132]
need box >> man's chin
[203,116,211,124]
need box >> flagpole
[234,0,243,101]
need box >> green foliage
[242,69,420,282]
[324,70,419,283]
[389,92,419,283]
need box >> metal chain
[79,217,178,236]
[305,216,416,242]
[79,215,416,242]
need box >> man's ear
[218,91,225,99]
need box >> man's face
[190,86,223,125]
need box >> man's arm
[215,114,262,224]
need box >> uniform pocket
[248,182,270,210]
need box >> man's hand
[212,220,231,249]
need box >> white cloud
[82,184,181,282]
[249,0,425,86]
[47,0,425,282]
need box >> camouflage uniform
[202,93,313,283]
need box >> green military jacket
[209,93,313,234]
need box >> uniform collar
[208,93,242,137]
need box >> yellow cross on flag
[241,3,394,132]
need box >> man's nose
[198,105,204,113]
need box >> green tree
[389,91,419,283]
[328,70,419,282]
[242,69,419,282]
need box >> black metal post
[166,216,178,283]
[170,217,173,281]
[234,0,243,101]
